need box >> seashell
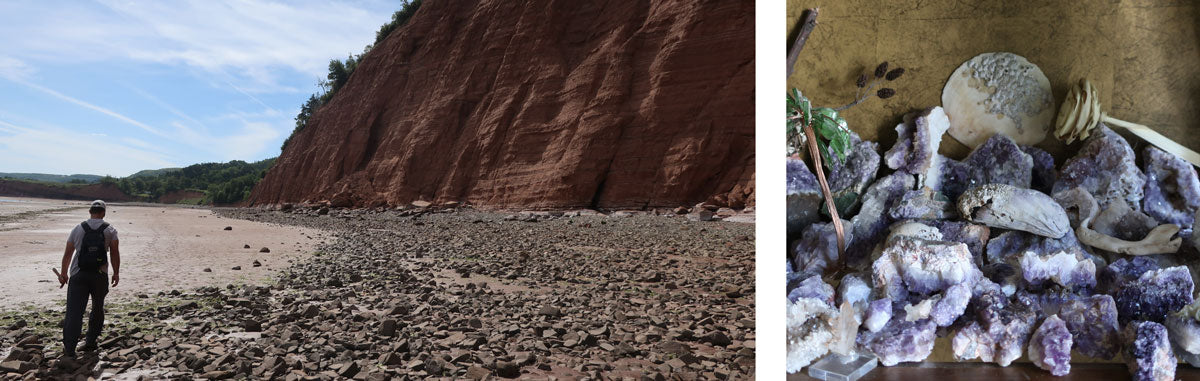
[957,183,1069,238]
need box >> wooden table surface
[789,363,1200,381]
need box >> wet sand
[0,197,327,310]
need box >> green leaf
[813,116,839,137]
[819,191,860,218]
[812,107,838,123]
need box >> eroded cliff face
[251,0,755,209]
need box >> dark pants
[63,271,108,353]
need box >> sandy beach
[0,197,326,310]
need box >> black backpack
[78,222,109,272]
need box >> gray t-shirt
[66,218,118,277]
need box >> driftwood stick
[803,123,845,259]
[787,8,819,78]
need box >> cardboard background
[786,0,1200,161]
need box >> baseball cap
[90,200,106,210]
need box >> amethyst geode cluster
[787,116,1200,379]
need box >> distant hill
[0,173,103,184]
[116,158,276,205]
[128,168,181,178]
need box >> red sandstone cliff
[251,0,755,210]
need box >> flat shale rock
[1053,125,1146,211]
[1123,321,1175,381]
[1142,146,1200,235]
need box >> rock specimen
[1053,125,1146,212]
[927,220,989,267]
[252,0,755,209]
[1165,301,1200,355]
[1142,146,1200,235]
[958,184,1070,238]
[1122,321,1175,381]
[1023,145,1057,194]
[863,299,892,333]
[786,297,837,372]
[962,134,1034,190]
[1028,314,1071,376]
[889,189,956,220]
[825,135,881,206]
[788,275,836,306]
[858,317,937,366]
[1015,250,1096,290]
[1097,257,1161,295]
[838,274,871,309]
[786,158,822,236]
[985,230,1092,267]
[883,107,950,189]
[872,236,982,300]
[791,219,854,276]
[1059,294,1120,359]
[942,52,1055,148]
[1114,266,1194,324]
[951,289,1037,366]
[930,283,971,326]
[847,172,915,269]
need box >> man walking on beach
[58,200,120,357]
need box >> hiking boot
[78,342,98,352]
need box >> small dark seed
[885,67,905,81]
[855,74,867,88]
[877,88,896,99]
[874,61,889,78]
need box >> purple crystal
[1023,145,1057,194]
[1091,198,1160,241]
[883,107,948,178]
[1114,266,1194,324]
[889,189,956,220]
[1053,124,1146,211]
[826,135,881,198]
[985,230,1097,268]
[1142,146,1200,236]
[787,275,836,306]
[1123,321,1176,381]
[1016,250,1097,290]
[838,274,871,308]
[933,135,1034,201]
[963,134,1034,189]
[872,237,982,300]
[1060,294,1120,359]
[791,219,854,276]
[864,298,892,333]
[951,289,1037,366]
[786,158,822,235]
[847,172,915,269]
[1028,314,1072,376]
[931,283,971,327]
[858,317,937,366]
[1097,257,1161,295]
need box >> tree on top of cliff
[281,0,423,151]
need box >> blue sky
[0,0,398,177]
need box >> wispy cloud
[0,0,394,92]
[10,78,167,137]
[0,56,33,80]
[0,119,176,177]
